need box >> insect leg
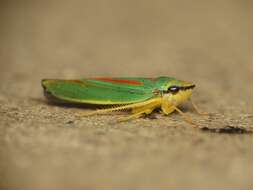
[161,104,175,115]
[173,106,199,128]
[117,108,154,122]
[161,102,199,128]
[116,100,161,122]
[78,98,161,117]
[131,99,161,114]
[161,99,175,115]
[189,99,209,115]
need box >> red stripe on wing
[93,78,143,86]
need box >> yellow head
[163,81,195,106]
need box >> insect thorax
[162,89,193,106]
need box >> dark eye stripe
[181,85,196,91]
[163,84,195,94]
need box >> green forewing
[42,77,179,105]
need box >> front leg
[161,101,198,127]
[161,101,175,115]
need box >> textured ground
[1,1,253,190]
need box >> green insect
[42,76,206,125]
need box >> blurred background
[1,0,253,100]
[1,1,253,190]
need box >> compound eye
[168,86,180,93]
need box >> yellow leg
[131,99,160,114]
[173,106,199,127]
[77,105,130,117]
[161,104,175,115]
[161,102,199,128]
[117,108,154,122]
[189,99,209,115]
[77,98,162,117]
[116,100,160,122]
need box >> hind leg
[78,98,162,118]
[118,108,154,122]
[117,100,162,122]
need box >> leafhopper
[42,76,206,125]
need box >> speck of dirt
[201,125,252,134]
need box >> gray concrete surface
[1,0,253,190]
